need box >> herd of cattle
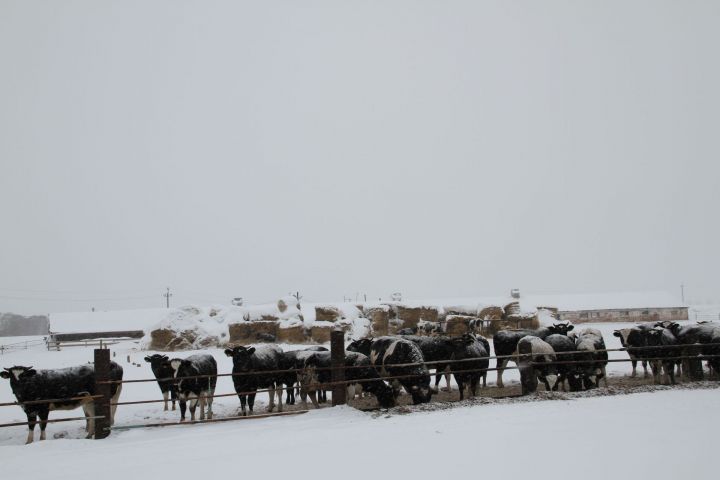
[2,320,719,444]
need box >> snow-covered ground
[0,320,717,479]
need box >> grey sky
[1,1,718,314]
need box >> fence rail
[1,338,718,440]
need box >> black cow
[144,354,178,411]
[349,336,435,404]
[544,334,582,392]
[225,345,285,416]
[448,334,489,400]
[613,328,649,378]
[278,346,328,405]
[515,336,557,394]
[493,323,574,388]
[1,362,123,444]
[574,328,609,389]
[170,354,217,421]
[644,327,680,385]
[299,351,396,408]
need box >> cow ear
[566,325,574,331]
[144,356,152,362]
[0,371,10,379]
[224,349,234,357]
[247,347,256,355]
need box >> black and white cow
[544,334,582,392]
[493,323,574,388]
[170,354,217,421]
[1,362,123,443]
[573,328,609,389]
[144,354,178,411]
[299,351,396,409]
[515,336,557,395]
[668,322,720,380]
[397,335,458,391]
[349,336,435,404]
[448,334,489,400]
[613,328,649,378]
[225,345,285,416]
[278,346,328,405]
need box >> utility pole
[680,283,685,304]
[163,287,173,308]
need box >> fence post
[330,330,346,406]
[94,348,112,439]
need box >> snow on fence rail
[1,331,718,439]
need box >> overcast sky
[1,1,718,314]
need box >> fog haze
[1,1,718,314]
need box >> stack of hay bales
[276,322,307,344]
[499,302,539,330]
[395,305,440,331]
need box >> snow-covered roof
[49,308,171,334]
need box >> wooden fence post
[330,330,346,406]
[94,348,112,439]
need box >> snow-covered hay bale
[228,321,278,343]
[315,305,341,322]
[142,305,238,351]
[277,324,307,344]
[148,329,176,350]
[396,305,440,329]
[364,306,390,336]
[444,305,478,317]
[310,324,335,343]
[445,315,473,335]
[478,305,504,320]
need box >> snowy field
[0,321,717,479]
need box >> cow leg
[309,390,319,409]
[248,393,256,415]
[496,358,508,388]
[601,367,608,387]
[171,388,178,411]
[239,394,247,416]
[163,390,169,411]
[665,362,676,385]
[267,385,276,412]
[470,377,479,398]
[83,402,96,438]
[630,359,637,377]
[179,399,187,421]
[198,393,206,421]
[38,408,49,441]
[300,387,309,409]
[642,360,649,378]
[650,361,661,384]
[445,370,452,392]
[110,384,122,425]
[25,411,37,444]
[206,388,214,420]
[276,384,284,412]
[188,394,198,421]
[457,378,465,400]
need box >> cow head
[169,359,200,399]
[300,354,321,390]
[409,384,433,404]
[144,354,171,375]
[1,366,36,381]
[549,323,574,336]
[375,385,397,408]
[347,338,373,356]
[224,346,256,371]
